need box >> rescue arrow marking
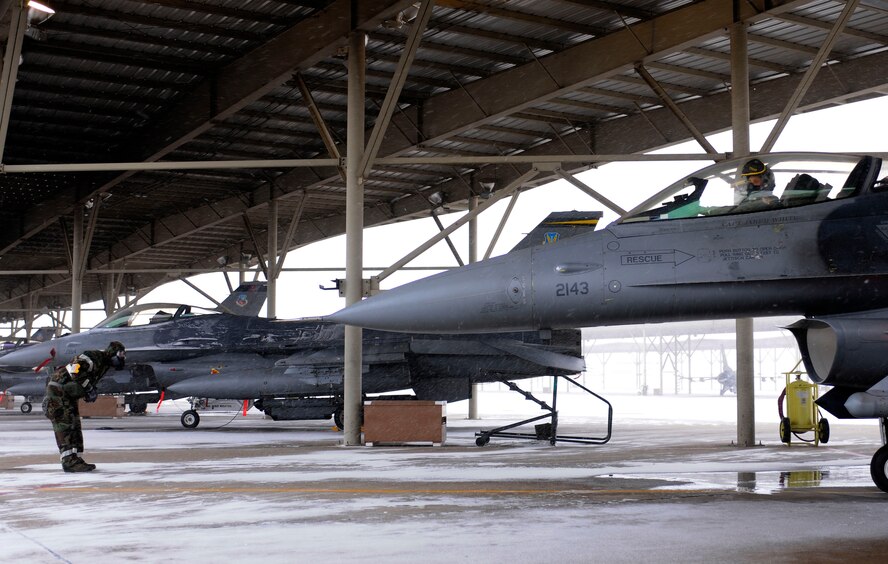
[620,250,694,266]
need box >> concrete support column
[343,30,366,446]
[467,195,480,419]
[267,199,278,318]
[106,274,116,316]
[25,293,34,342]
[731,20,756,447]
[71,209,83,334]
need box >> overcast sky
[49,95,888,327]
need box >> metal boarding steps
[474,374,613,446]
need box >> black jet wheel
[129,399,147,414]
[181,410,200,429]
[818,418,830,444]
[20,402,32,414]
[779,417,791,444]
[333,407,363,430]
[870,444,888,493]
[333,407,344,430]
[475,434,490,447]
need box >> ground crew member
[43,341,126,472]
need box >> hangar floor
[2,393,887,563]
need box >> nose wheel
[181,410,200,429]
[871,445,888,493]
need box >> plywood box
[363,400,446,446]
[78,395,126,418]
[1,395,14,410]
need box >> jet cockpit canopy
[620,153,887,224]
[96,303,221,329]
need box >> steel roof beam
[556,169,626,215]
[761,0,859,152]
[295,73,346,181]
[776,12,888,45]
[41,20,243,58]
[608,74,710,97]
[51,1,267,42]
[130,0,300,26]
[384,47,888,228]
[371,30,529,65]
[645,60,730,83]
[376,168,538,282]
[557,0,650,20]
[635,64,719,155]
[0,3,27,161]
[683,46,795,74]
[23,41,212,75]
[386,0,805,149]
[0,0,413,256]
[361,0,435,178]
[749,33,823,56]
[432,23,564,53]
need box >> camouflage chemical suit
[43,341,126,472]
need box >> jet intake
[785,317,888,387]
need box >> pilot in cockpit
[739,159,775,198]
[736,158,779,207]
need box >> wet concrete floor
[1,403,887,563]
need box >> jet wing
[280,342,409,367]
[480,339,586,373]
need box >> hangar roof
[1,0,887,323]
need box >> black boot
[76,457,97,471]
[61,455,95,473]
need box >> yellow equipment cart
[779,361,830,446]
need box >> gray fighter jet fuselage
[157,321,582,427]
[0,282,583,427]
[329,152,888,492]
[332,154,888,333]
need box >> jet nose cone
[0,345,49,371]
[327,291,417,330]
[328,251,535,333]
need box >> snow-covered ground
[2,391,886,563]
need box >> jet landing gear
[474,375,612,447]
[872,417,888,493]
[181,410,200,429]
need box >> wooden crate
[363,400,446,446]
[1,394,14,410]
[78,395,126,418]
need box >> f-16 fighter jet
[329,152,888,492]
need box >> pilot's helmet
[106,341,126,370]
[740,159,775,192]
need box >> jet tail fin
[509,211,603,252]
[218,282,268,316]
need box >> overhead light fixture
[427,191,444,206]
[24,1,55,40]
[478,180,496,199]
[27,1,55,25]
[383,2,421,29]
